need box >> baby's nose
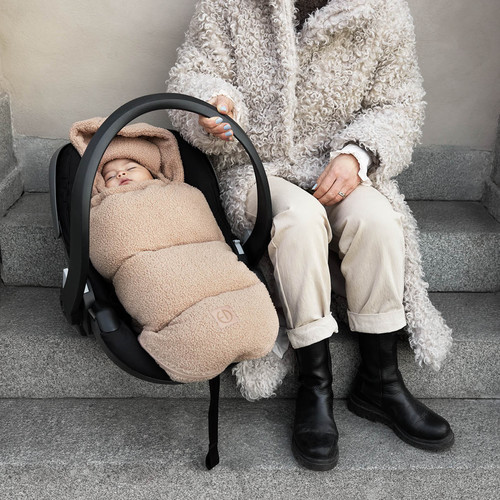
[117,171,127,178]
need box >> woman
[167,0,454,470]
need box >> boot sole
[347,394,455,452]
[291,437,339,471]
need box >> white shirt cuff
[330,144,372,184]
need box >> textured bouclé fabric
[167,0,453,378]
[71,120,279,383]
[295,0,328,31]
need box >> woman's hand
[312,154,362,206]
[198,95,235,141]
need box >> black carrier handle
[62,93,272,324]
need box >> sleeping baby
[101,158,155,188]
[69,117,278,383]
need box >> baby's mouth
[119,179,131,186]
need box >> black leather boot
[292,338,339,470]
[348,331,454,451]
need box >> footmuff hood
[69,117,184,196]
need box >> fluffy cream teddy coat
[166,0,453,393]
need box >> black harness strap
[205,375,221,470]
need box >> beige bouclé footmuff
[70,117,279,383]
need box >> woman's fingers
[200,116,234,138]
[315,180,342,206]
[318,180,359,206]
[198,95,235,141]
[212,95,235,119]
[198,117,234,140]
[211,96,234,140]
[313,171,359,206]
[312,154,361,205]
[312,163,336,201]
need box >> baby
[70,117,279,383]
[101,159,154,188]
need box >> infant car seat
[49,93,273,469]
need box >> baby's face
[102,159,154,188]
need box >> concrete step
[1,285,498,400]
[0,93,23,217]
[484,177,500,222]
[407,200,500,291]
[16,135,493,200]
[1,193,499,291]
[0,93,15,182]
[0,398,498,499]
[0,193,66,287]
[14,135,67,193]
[398,145,492,201]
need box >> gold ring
[338,191,346,198]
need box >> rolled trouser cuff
[287,313,338,349]
[348,308,406,334]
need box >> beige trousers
[245,176,406,349]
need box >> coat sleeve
[329,1,426,180]
[166,0,248,155]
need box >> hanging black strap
[205,375,220,470]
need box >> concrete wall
[0,0,499,148]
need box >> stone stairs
[0,89,499,498]
[2,194,500,291]
[0,94,22,217]
[1,286,498,400]
[1,398,498,500]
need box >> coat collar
[265,0,379,61]
[298,0,377,46]
[268,0,377,44]
[264,0,378,150]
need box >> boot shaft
[294,338,337,440]
[354,331,405,403]
[295,338,333,391]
